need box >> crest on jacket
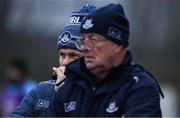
[106,101,119,113]
[64,101,76,112]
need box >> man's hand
[53,66,66,91]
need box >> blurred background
[0,0,179,117]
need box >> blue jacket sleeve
[11,86,37,117]
[124,85,162,117]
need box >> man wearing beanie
[11,4,96,117]
[54,3,163,117]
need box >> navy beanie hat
[80,4,129,47]
[57,4,96,50]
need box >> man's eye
[80,39,85,44]
[60,53,65,58]
[77,40,84,45]
[90,39,97,45]
[69,53,77,58]
[70,53,82,59]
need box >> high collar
[92,51,133,95]
[65,51,134,95]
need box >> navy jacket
[11,80,56,117]
[54,51,163,117]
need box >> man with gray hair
[54,3,163,117]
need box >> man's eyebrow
[59,51,65,54]
[69,52,82,55]
[81,33,93,38]
[88,34,94,37]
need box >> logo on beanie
[82,19,93,29]
[69,15,85,24]
[108,27,122,41]
[59,31,71,45]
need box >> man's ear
[114,44,124,53]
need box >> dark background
[0,0,179,116]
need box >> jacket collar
[65,51,134,95]
[93,51,134,95]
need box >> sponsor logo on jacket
[37,99,50,108]
[64,101,76,112]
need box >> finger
[52,67,57,79]
[53,67,62,74]
[59,66,66,73]
[53,67,57,71]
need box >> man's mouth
[84,55,94,62]
[85,55,94,58]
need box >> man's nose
[62,56,70,66]
[80,39,91,52]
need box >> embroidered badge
[133,76,139,83]
[58,31,71,45]
[64,101,76,112]
[106,102,119,113]
[108,27,122,40]
[82,19,94,29]
[37,99,50,108]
